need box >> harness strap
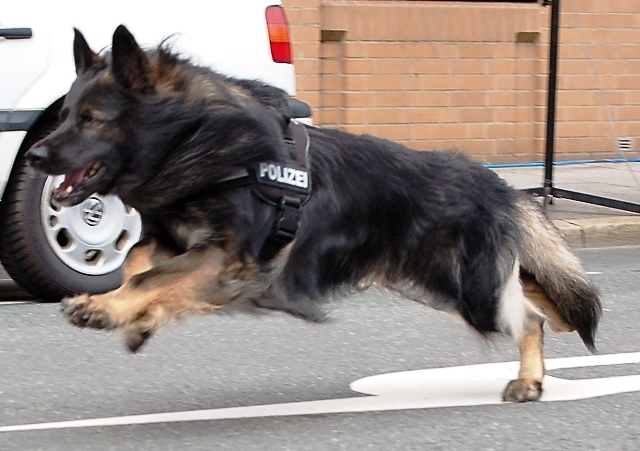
[208,120,311,262]
[256,121,311,261]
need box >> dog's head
[26,25,156,206]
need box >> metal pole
[543,0,561,200]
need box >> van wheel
[0,122,141,301]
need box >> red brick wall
[283,0,640,163]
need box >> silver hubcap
[41,175,142,275]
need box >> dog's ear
[73,28,101,74]
[111,25,155,93]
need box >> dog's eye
[79,111,101,127]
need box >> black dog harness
[212,120,311,261]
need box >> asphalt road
[1,246,640,450]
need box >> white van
[0,1,311,300]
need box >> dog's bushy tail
[515,195,602,352]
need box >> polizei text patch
[258,162,309,190]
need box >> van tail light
[265,5,292,64]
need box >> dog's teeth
[66,186,73,194]
[89,163,102,177]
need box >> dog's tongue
[56,166,91,195]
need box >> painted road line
[1,352,639,433]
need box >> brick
[432,124,468,140]
[403,42,439,59]
[423,75,459,91]
[368,108,405,125]
[617,45,640,60]
[487,91,516,107]
[594,91,625,106]
[368,42,404,59]
[318,108,340,127]
[411,91,451,108]
[616,75,640,90]
[401,75,422,91]
[625,91,640,105]
[410,124,433,141]
[559,59,594,76]
[450,59,486,76]
[466,124,488,140]
[488,59,516,76]
[439,44,459,59]
[320,74,342,92]
[293,26,320,43]
[556,121,592,138]
[344,92,375,109]
[458,75,494,91]
[558,106,602,122]
[463,140,495,158]
[320,44,342,59]
[344,42,368,59]
[494,107,519,123]
[460,108,491,124]
[493,45,517,60]
[451,91,486,108]
[343,74,368,91]
[459,44,495,60]
[437,108,460,124]
[296,91,320,111]
[342,124,373,136]
[342,108,367,125]
[557,90,594,107]
[320,58,341,75]
[366,75,406,92]
[343,58,374,75]
[320,92,342,108]
[487,123,512,140]
[283,0,320,8]
[601,14,637,28]
[404,108,436,124]
[374,59,413,75]
[614,105,640,121]
[413,59,450,75]
[375,92,412,108]
[376,124,412,142]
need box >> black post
[543,0,561,199]
[525,0,640,214]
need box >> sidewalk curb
[553,216,640,248]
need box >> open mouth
[53,162,106,205]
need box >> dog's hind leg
[497,260,546,402]
[61,245,260,352]
[501,308,545,402]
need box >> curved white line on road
[1,352,640,433]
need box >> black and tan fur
[26,26,602,402]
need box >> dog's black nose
[25,144,51,168]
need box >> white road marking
[586,271,603,275]
[1,352,640,433]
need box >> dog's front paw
[60,295,118,330]
[501,378,542,402]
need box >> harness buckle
[272,196,302,242]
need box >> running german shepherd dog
[26,25,601,402]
